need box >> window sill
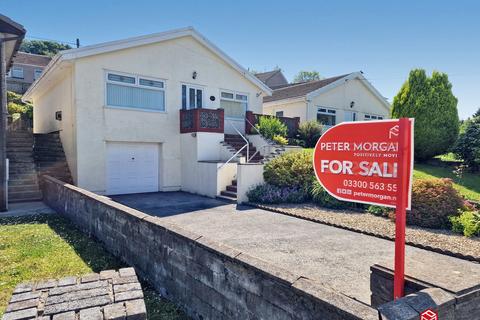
[104,105,167,114]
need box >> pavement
[0,201,56,217]
[112,192,480,304]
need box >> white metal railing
[219,120,249,170]
[244,117,282,162]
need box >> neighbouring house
[262,72,391,128]
[24,27,297,200]
[7,52,51,94]
[254,69,288,89]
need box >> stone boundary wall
[41,176,378,320]
[371,265,480,319]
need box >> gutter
[22,52,63,101]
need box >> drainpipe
[0,39,7,211]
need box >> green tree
[7,91,33,118]
[473,107,480,118]
[20,40,71,57]
[454,113,480,171]
[293,70,321,83]
[391,69,459,160]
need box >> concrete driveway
[112,192,480,305]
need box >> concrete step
[216,194,236,203]
[9,184,40,194]
[34,156,67,162]
[8,130,32,136]
[226,185,237,192]
[8,190,43,202]
[220,190,237,198]
[7,146,35,153]
[8,178,37,187]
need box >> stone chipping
[2,268,146,320]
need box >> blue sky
[3,0,479,119]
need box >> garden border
[248,202,480,264]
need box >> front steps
[34,133,73,184]
[221,134,264,163]
[6,131,43,202]
[218,179,237,202]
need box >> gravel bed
[253,203,480,262]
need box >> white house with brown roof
[262,72,391,128]
[24,27,283,201]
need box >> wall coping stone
[2,269,146,320]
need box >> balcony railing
[245,111,300,138]
[180,108,225,133]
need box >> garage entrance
[106,142,159,195]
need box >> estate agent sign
[313,118,414,299]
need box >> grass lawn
[413,163,480,202]
[0,214,189,320]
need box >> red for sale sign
[313,119,414,209]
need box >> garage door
[106,142,159,195]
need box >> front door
[182,85,203,110]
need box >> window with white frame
[11,66,24,79]
[106,72,165,111]
[344,111,357,122]
[364,114,384,121]
[181,84,203,109]
[220,90,248,119]
[317,107,336,126]
[34,68,43,80]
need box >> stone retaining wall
[371,264,480,319]
[41,176,378,320]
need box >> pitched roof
[13,52,51,67]
[25,27,272,100]
[254,69,288,89]
[263,74,349,103]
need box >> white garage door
[106,142,159,195]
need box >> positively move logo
[420,308,438,320]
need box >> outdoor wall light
[191,133,197,138]
[256,92,262,97]
[192,71,197,79]
[350,101,355,108]
[210,96,215,101]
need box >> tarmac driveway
[112,191,480,305]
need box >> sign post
[313,118,414,299]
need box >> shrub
[449,210,480,237]
[391,69,459,160]
[7,91,33,118]
[367,205,389,217]
[406,178,465,228]
[272,135,288,145]
[297,121,323,148]
[263,151,314,188]
[246,183,309,204]
[311,181,364,210]
[256,116,288,140]
[453,115,480,171]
